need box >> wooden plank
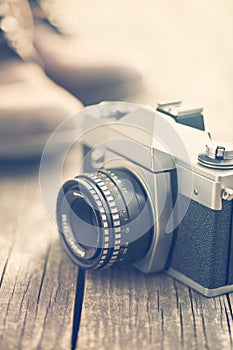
[0,163,78,350]
[77,266,233,350]
[0,164,232,350]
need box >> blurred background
[49,0,233,141]
[1,0,233,162]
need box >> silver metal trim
[198,141,233,170]
[103,155,174,273]
[167,268,233,297]
[176,164,223,210]
[133,170,175,273]
[222,188,233,201]
[157,100,203,117]
[198,153,233,170]
[81,102,233,210]
[205,143,233,161]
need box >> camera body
[57,101,233,297]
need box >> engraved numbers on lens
[88,171,130,268]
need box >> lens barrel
[57,168,153,269]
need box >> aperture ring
[83,171,130,268]
[98,170,131,266]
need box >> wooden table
[0,159,232,350]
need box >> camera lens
[57,168,153,269]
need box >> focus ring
[83,170,130,268]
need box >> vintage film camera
[56,101,233,297]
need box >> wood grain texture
[0,164,78,350]
[77,266,233,350]
[1,163,233,350]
